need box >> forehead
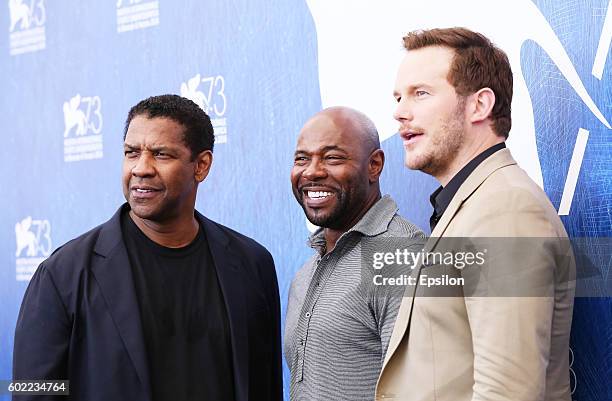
[395,46,456,88]
[124,115,186,148]
[296,114,361,153]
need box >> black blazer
[13,204,282,401]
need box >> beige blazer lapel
[381,148,517,370]
[381,221,445,369]
[433,148,517,237]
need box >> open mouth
[131,186,161,199]
[306,190,333,199]
[403,132,423,144]
[301,188,336,208]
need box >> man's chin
[128,203,160,222]
[304,209,333,228]
[404,154,428,171]
[404,158,419,171]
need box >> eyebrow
[294,145,347,155]
[411,83,432,90]
[123,144,177,153]
[394,83,433,96]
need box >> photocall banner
[1,1,610,400]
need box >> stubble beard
[301,191,348,229]
[405,100,466,177]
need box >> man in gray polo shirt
[285,106,424,400]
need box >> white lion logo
[180,73,208,111]
[15,216,37,257]
[63,94,87,137]
[8,0,31,32]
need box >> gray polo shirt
[284,195,425,401]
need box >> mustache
[399,124,425,132]
[129,180,163,188]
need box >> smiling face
[290,112,378,230]
[122,115,207,224]
[393,46,468,179]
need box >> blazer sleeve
[258,248,283,401]
[13,262,71,401]
[461,188,569,401]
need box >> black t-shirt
[121,211,235,401]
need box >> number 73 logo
[180,73,227,116]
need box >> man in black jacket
[13,94,282,401]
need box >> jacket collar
[429,142,506,231]
[429,148,517,239]
[92,204,249,401]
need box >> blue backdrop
[1,1,610,400]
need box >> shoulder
[203,217,273,263]
[204,221,282,317]
[459,164,566,236]
[477,164,556,213]
[40,205,124,274]
[40,220,108,276]
[23,218,113,311]
[384,213,426,239]
[197,215,277,292]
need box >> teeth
[307,191,332,199]
[136,188,153,193]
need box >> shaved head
[310,106,381,156]
[291,106,384,231]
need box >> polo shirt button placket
[297,338,306,382]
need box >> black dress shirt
[429,142,506,231]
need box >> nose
[131,152,155,177]
[301,157,327,181]
[393,98,413,123]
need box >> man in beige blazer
[377,28,575,401]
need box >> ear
[368,149,385,183]
[468,88,495,125]
[194,150,213,182]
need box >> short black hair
[124,94,215,158]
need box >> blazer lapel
[382,225,444,369]
[200,215,249,401]
[382,149,517,369]
[431,148,517,238]
[91,206,151,401]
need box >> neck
[129,210,199,248]
[323,191,381,253]
[436,132,504,186]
